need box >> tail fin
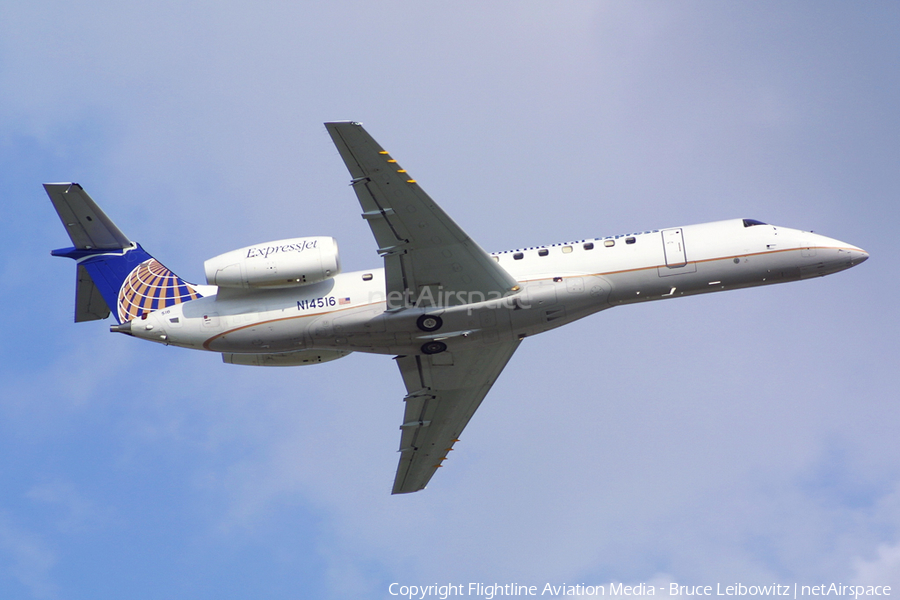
[45,183,202,324]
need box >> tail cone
[110,321,133,336]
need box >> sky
[1,1,899,598]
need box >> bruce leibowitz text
[388,582,892,599]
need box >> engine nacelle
[204,237,341,289]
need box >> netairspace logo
[367,287,523,312]
[387,582,893,600]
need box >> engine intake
[204,236,341,289]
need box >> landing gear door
[662,228,687,267]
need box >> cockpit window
[743,219,767,227]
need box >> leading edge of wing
[392,340,520,494]
[324,121,519,306]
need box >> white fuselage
[129,219,868,358]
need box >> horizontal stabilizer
[44,183,132,250]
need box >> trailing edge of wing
[392,340,520,494]
[325,121,519,306]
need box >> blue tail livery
[45,183,202,324]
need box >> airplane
[46,121,869,494]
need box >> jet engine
[204,237,341,289]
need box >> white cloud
[2,2,898,598]
[25,481,112,535]
[0,513,58,599]
[850,543,900,588]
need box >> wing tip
[43,182,81,192]
[391,484,426,495]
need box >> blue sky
[1,2,899,598]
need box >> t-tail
[45,183,202,326]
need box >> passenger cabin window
[743,219,767,227]
[538,249,549,257]
[362,273,373,281]
[562,246,573,254]
[583,242,594,250]
[625,237,636,244]
[604,240,615,247]
[513,252,524,260]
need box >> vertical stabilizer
[45,183,202,324]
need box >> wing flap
[392,340,520,494]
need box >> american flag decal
[339,297,351,305]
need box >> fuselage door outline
[662,228,688,267]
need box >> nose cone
[848,247,869,266]
[806,232,869,274]
[830,237,869,267]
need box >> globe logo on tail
[118,259,202,322]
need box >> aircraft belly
[512,275,612,336]
[194,302,390,354]
[308,305,406,352]
[608,249,820,305]
[311,301,522,355]
[203,315,313,353]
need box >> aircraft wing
[392,340,520,494]
[325,121,519,307]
